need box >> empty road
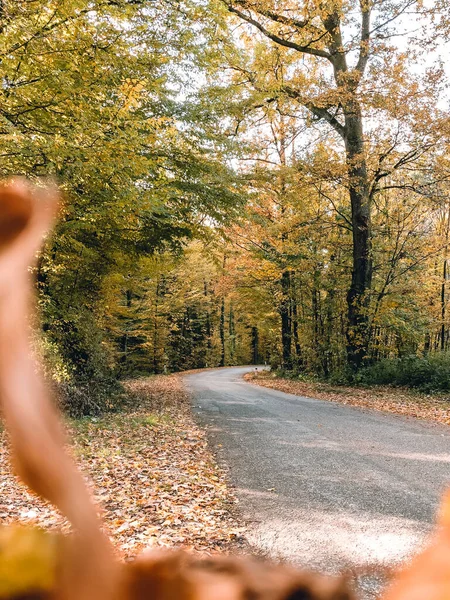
[185,366,450,594]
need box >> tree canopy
[2,0,450,412]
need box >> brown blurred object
[380,491,450,600]
[10,177,445,600]
[0,179,118,600]
[123,551,353,600]
[0,185,31,250]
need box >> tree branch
[226,3,332,60]
[355,0,371,74]
[233,0,309,30]
[281,85,345,137]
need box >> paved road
[185,366,450,593]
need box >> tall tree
[210,0,444,369]
[0,0,244,412]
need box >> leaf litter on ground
[246,372,450,426]
[0,374,246,558]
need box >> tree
[209,0,445,369]
[0,0,244,412]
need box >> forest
[4,0,450,415]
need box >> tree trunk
[280,270,292,370]
[441,259,447,351]
[251,326,259,365]
[324,287,335,378]
[344,103,372,371]
[219,297,225,367]
[204,280,212,351]
[291,277,302,366]
[424,332,431,355]
[120,289,133,368]
[153,278,160,373]
[440,207,450,351]
[229,303,235,363]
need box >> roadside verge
[0,374,245,557]
[245,371,450,426]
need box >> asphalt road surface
[185,366,450,596]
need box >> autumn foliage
[2,0,450,596]
[0,179,354,600]
[2,1,450,409]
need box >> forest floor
[0,374,246,558]
[245,371,450,426]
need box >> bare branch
[315,184,353,228]
[233,0,310,30]
[369,0,416,37]
[226,3,332,60]
[369,142,437,199]
[281,85,345,137]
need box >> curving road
[185,366,450,594]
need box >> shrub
[358,352,450,392]
[41,311,125,417]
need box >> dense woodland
[3,1,450,414]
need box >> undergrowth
[275,352,450,393]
